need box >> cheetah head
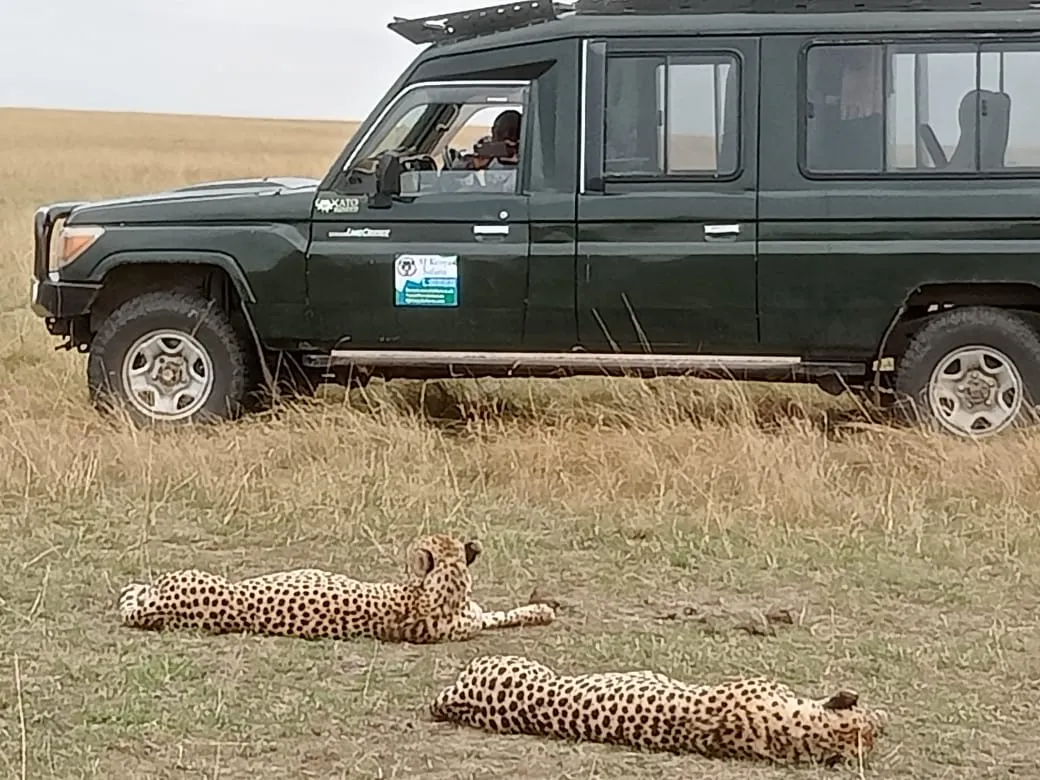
[406,533,481,609]
[818,690,890,762]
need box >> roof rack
[387,0,1039,47]
[388,0,575,45]
[573,0,1040,13]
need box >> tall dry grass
[1,107,1039,779]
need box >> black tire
[893,305,1040,437]
[87,290,250,426]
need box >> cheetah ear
[464,540,482,566]
[821,690,859,710]
[410,548,435,577]
[420,549,435,575]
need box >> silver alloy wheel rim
[120,329,215,421]
[926,344,1024,437]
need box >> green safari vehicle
[29,0,1040,437]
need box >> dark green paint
[69,177,319,224]
[755,32,1040,360]
[577,208,759,352]
[61,179,318,346]
[32,7,1040,379]
[308,192,531,349]
[87,250,257,302]
[577,35,760,354]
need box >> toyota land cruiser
[29,0,1040,437]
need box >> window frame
[600,48,745,184]
[332,79,533,197]
[798,33,1040,181]
[979,39,1040,173]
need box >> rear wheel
[893,305,1040,437]
[87,290,249,426]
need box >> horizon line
[0,104,362,124]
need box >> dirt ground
[1,107,1038,779]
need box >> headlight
[54,225,105,270]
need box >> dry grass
[1,106,1039,779]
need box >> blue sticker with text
[394,254,458,307]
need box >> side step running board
[302,349,867,382]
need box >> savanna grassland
[1,107,1039,779]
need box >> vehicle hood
[66,176,321,224]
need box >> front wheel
[87,290,250,426]
[893,305,1040,438]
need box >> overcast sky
[2,0,1038,156]
[1,0,436,120]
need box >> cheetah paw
[526,586,562,612]
[527,602,557,625]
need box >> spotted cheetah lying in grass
[430,655,889,766]
[118,534,556,644]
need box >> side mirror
[368,151,402,209]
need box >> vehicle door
[576,37,760,354]
[306,81,532,351]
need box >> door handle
[704,223,741,239]
[473,224,509,236]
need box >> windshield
[365,103,427,162]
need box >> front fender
[90,250,257,303]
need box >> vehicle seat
[980,90,1012,170]
[928,89,1012,172]
[917,123,947,168]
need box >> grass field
[2,106,1039,779]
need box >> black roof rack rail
[388,0,575,45]
[573,0,1040,13]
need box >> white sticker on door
[394,254,458,307]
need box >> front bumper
[30,274,100,321]
[29,201,100,323]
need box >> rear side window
[803,40,1040,176]
[604,53,741,178]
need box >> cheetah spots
[430,655,887,767]
[114,532,556,645]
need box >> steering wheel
[400,154,437,173]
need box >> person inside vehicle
[451,109,522,171]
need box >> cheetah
[430,655,889,766]
[117,534,556,644]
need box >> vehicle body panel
[404,39,585,351]
[310,38,583,352]
[65,177,319,225]
[576,35,761,354]
[307,193,531,349]
[756,32,1040,361]
[55,182,318,346]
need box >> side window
[804,40,1039,175]
[981,44,1040,169]
[603,52,740,178]
[339,82,528,196]
[804,44,887,173]
[888,44,980,173]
